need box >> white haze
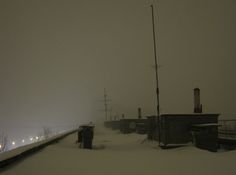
[0,0,236,141]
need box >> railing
[218,120,236,140]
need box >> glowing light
[30,137,33,141]
[0,144,2,149]
[22,139,25,143]
[12,141,15,145]
[36,136,39,140]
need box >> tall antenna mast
[150,4,161,145]
[98,88,111,121]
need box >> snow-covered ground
[1,125,236,175]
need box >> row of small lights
[14,136,40,145]
[0,128,74,151]
[0,136,40,150]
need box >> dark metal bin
[77,124,95,149]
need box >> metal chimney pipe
[194,88,203,113]
[138,107,142,119]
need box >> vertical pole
[109,106,112,121]
[150,4,161,145]
[104,88,108,121]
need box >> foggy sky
[0,0,236,137]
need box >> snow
[1,125,236,175]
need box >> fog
[0,0,236,141]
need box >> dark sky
[0,0,236,137]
